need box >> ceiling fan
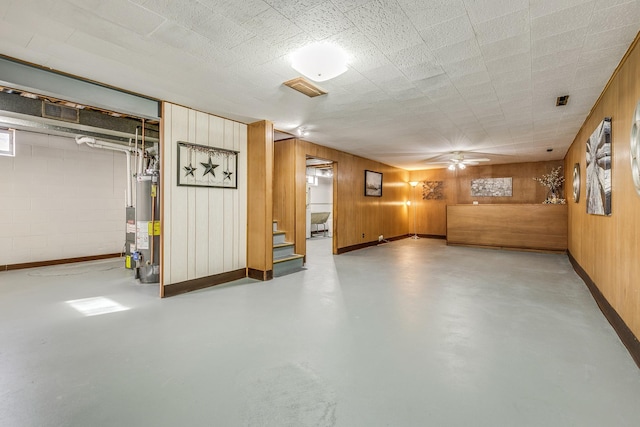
[424,151,491,170]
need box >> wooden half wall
[161,103,247,296]
[273,138,410,258]
[409,160,563,236]
[564,33,640,355]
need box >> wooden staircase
[272,221,304,277]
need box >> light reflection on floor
[66,296,130,317]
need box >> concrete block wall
[0,131,126,266]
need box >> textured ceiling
[0,0,638,169]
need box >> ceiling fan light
[458,163,466,169]
[448,164,456,171]
[291,42,348,82]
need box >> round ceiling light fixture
[291,42,349,82]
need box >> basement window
[0,128,15,157]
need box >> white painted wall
[0,131,126,265]
[162,103,247,286]
[308,176,333,237]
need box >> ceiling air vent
[42,100,80,123]
[556,95,569,106]
[283,77,327,98]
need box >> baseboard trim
[337,241,378,254]
[388,234,411,242]
[163,268,246,298]
[568,250,640,369]
[417,234,446,239]
[337,234,411,254]
[247,268,273,281]
[2,253,121,272]
[447,242,567,254]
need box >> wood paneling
[447,204,568,252]
[161,103,248,291]
[273,139,296,244]
[294,139,410,255]
[565,33,640,341]
[271,138,410,257]
[568,252,640,369]
[247,120,273,278]
[409,160,564,236]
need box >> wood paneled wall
[409,160,563,236]
[565,34,640,340]
[273,138,410,257]
[273,138,296,244]
[161,103,247,289]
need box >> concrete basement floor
[1,238,639,426]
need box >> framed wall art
[422,181,445,200]
[364,170,383,197]
[470,177,512,197]
[177,141,238,189]
[586,118,611,215]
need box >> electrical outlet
[362,233,365,238]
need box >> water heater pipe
[75,135,139,207]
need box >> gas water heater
[76,134,160,284]
[125,155,160,283]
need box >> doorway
[305,157,334,250]
[0,87,161,298]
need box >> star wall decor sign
[183,163,197,177]
[200,157,219,177]
[177,141,239,189]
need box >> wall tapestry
[364,170,382,197]
[586,117,612,215]
[422,181,444,200]
[470,177,512,197]
[177,141,238,189]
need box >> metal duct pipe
[75,135,138,207]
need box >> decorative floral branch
[534,166,566,204]
[533,166,565,191]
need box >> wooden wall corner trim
[247,120,274,273]
[568,251,640,369]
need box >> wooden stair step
[273,254,304,264]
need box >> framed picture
[177,141,238,189]
[586,118,611,215]
[364,170,383,197]
[422,181,445,200]
[470,177,512,197]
